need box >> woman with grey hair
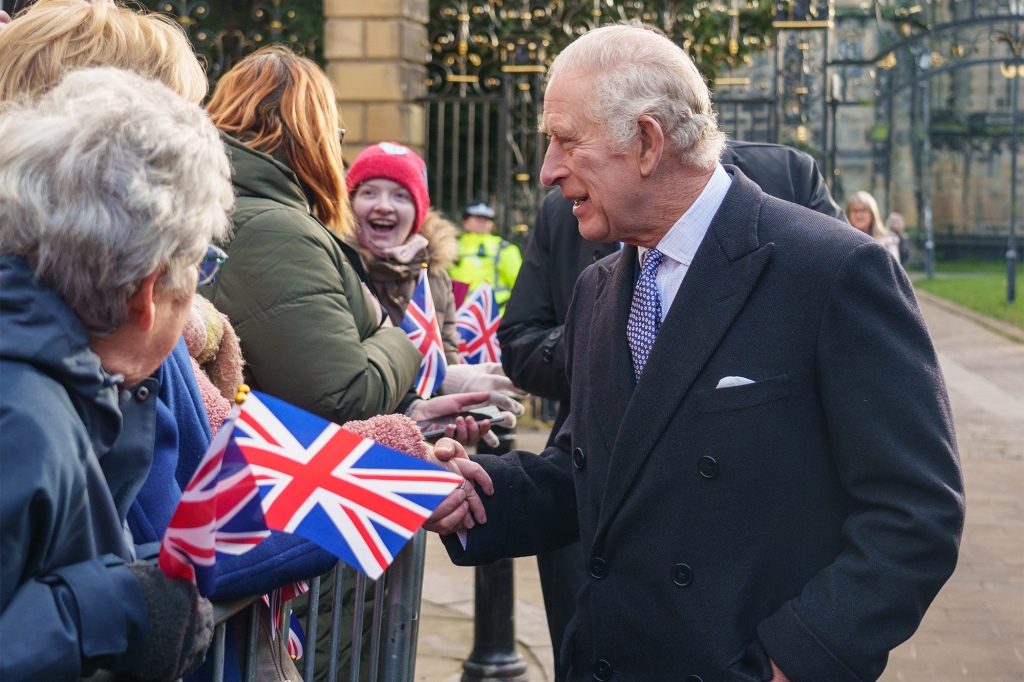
[0,67,233,681]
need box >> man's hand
[423,438,494,535]
[769,660,790,682]
[0,11,11,27]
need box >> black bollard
[462,427,529,682]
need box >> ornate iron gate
[422,0,835,240]
[827,1,1022,288]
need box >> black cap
[463,201,495,219]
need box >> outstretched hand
[439,362,528,396]
[423,437,494,535]
[407,391,524,447]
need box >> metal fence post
[379,530,428,681]
[462,428,529,682]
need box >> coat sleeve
[497,196,571,401]
[0,410,147,680]
[757,243,965,682]
[215,211,421,423]
[443,278,582,565]
[212,532,340,600]
[791,150,847,222]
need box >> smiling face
[352,178,418,254]
[539,71,645,244]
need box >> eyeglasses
[198,244,227,287]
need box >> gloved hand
[125,561,214,681]
[439,363,527,396]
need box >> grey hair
[546,24,727,171]
[0,67,234,335]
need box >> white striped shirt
[638,164,733,321]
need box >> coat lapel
[593,168,775,540]
[583,248,638,452]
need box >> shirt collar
[639,163,733,267]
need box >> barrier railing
[205,529,428,682]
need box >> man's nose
[539,144,566,187]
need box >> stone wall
[322,0,428,158]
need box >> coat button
[572,447,586,470]
[589,558,608,579]
[697,456,718,479]
[593,659,613,681]
[548,328,563,341]
[685,676,704,682]
[135,386,150,401]
[672,563,693,587]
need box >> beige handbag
[233,600,304,682]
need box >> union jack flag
[456,282,502,364]
[401,266,447,398]
[287,613,305,660]
[159,407,270,596]
[235,391,463,579]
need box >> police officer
[448,201,523,313]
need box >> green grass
[914,272,1024,329]
[908,259,1010,275]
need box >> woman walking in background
[846,190,901,261]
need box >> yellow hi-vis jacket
[448,232,523,312]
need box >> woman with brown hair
[205,45,419,422]
[206,44,511,437]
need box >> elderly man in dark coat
[428,23,964,682]
[499,142,845,682]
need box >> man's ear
[637,115,664,178]
[126,270,161,333]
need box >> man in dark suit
[499,143,844,682]
[429,23,964,682]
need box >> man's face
[539,71,642,243]
[462,216,493,234]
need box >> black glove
[125,561,214,681]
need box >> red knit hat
[346,142,430,233]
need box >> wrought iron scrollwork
[145,0,321,85]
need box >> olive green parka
[208,132,420,423]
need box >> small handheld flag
[160,387,465,587]
[455,281,502,364]
[235,391,463,579]
[401,264,448,398]
[159,404,269,596]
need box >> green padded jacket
[208,132,420,423]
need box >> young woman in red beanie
[346,142,526,406]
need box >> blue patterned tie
[627,248,665,380]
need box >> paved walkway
[414,297,1024,682]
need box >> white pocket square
[716,376,755,389]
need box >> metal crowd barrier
[206,529,428,682]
